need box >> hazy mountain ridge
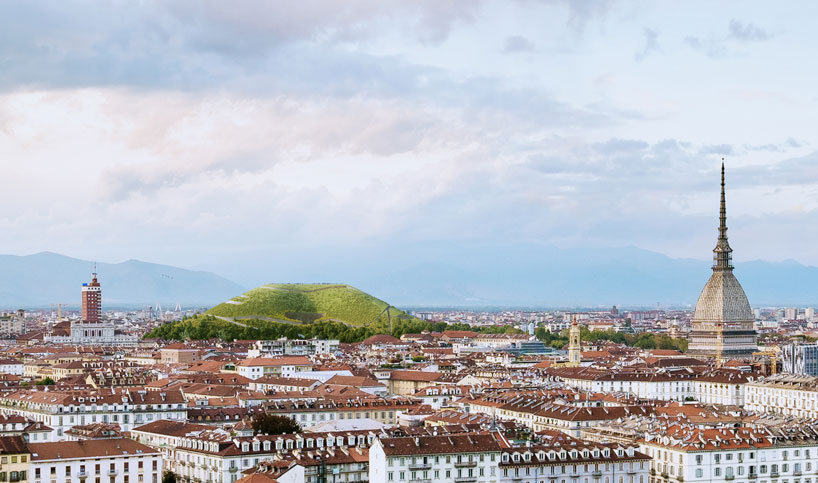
[0,252,246,308]
[214,243,818,308]
[2,246,817,310]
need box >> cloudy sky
[1,0,817,285]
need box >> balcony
[748,474,757,479]
[108,469,119,475]
[771,472,780,478]
[454,461,478,468]
[408,480,432,483]
[661,472,669,479]
[592,471,603,477]
[725,475,735,481]
[454,478,477,483]
[408,463,432,470]
[794,471,802,476]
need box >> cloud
[0,0,484,92]
[503,35,537,53]
[728,19,773,43]
[685,19,773,58]
[634,28,660,62]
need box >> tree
[251,413,302,435]
[36,377,55,386]
[162,471,177,483]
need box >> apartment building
[131,419,380,483]
[265,397,420,427]
[745,374,818,418]
[369,432,505,483]
[550,367,748,406]
[640,425,818,483]
[499,442,650,483]
[0,389,186,439]
[236,357,314,380]
[29,439,161,483]
[464,394,653,437]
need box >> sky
[2,0,818,286]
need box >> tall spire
[713,160,733,271]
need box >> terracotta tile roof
[236,474,279,483]
[0,435,27,454]
[30,438,158,460]
[389,370,442,382]
[324,375,382,387]
[132,420,213,436]
[379,432,504,456]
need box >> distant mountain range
[203,242,818,308]
[352,244,818,308]
[3,245,818,310]
[0,252,245,308]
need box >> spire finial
[713,160,732,271]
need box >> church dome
[692,270,753,323]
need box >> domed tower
[687,163,758,361]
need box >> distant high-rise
[81,271,102,322]
[688,164,758,360]
[781,341,818,376]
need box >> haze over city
[2,1,818,303]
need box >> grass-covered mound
[206,283,415,327]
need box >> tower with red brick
[81,271,102,322]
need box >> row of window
[388,467,495,480]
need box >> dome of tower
[692,270,753,324]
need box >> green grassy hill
[206,283,414,327]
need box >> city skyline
[1,1,818,285]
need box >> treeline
[534,325,688,352]
[144,315,524,344]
